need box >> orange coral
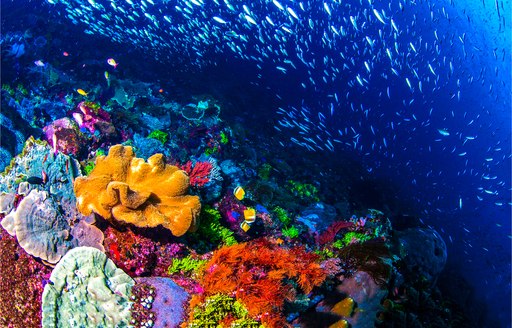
[190,239,327,327]
[74,145,201,236]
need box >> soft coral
[189,239,327,327]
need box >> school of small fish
[45,0,510,244]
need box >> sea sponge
[74,145,201,236]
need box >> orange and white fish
[107,58,118,68]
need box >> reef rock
[393,227,447,285]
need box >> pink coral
[43,117,87,156]
[72,101,112,134]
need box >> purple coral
[43,117,86,156]
[134,277,190,328]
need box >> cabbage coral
[74,144,201,236]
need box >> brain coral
[74,145,201,236]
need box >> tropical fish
[240,207,257,231]
[104,71,110,87]
[243,208,256,224]
[107,58,118,68]
[233,186,245,200]
[76,89,88,96]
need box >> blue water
[1,0,511,326]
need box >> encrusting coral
[74,145,201,236]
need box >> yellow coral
[74,145,201,236]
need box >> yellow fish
[243,208,256,224]
[240,221,251,232]
[233,186,245,200]
[76,89,88,96]
[104,71,110,87]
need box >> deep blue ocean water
[1,0,511,326]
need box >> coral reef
[41,247,135,327]
[180,160,213,188]
[74,144,201,236]
[189,239,326,327]
[188,294,260,327]
[2,189,100,264]
[0,138,103,264]
[335,271,387,328]
[103,226,159,277]
[0,229,51,327]
[43,117,87,156]
[392,227,447,285]
[134,277,190,328]
[337,240,393,286]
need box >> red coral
[180,161,212,187]
[190,239,326,327]
[0,229,51,328]
[316,220,354,246]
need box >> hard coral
[0,138,104,264]
[42,247,134,328]
[74,145,201,236]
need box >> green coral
[168,256,207,276]
[220,131,229,145]
[257,163,273,180]
[334,232,372,248]
[194,206,237,248]
[2,84,15,96]
[315,248,335,260]
[286,180,319,202]
[204,145,219,156]
[16,84,28,96]
[189,294,261,328]
[282,226,299,239]
[273,206,292,226]
[147,129,168,145]
[83,162,95,175]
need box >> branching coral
[189,239,326,327]
[336,240,392,286]
[74,144,201,236]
